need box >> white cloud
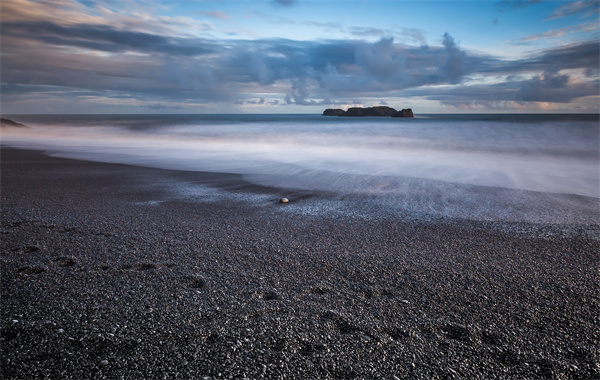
[546,0,599,20]
[519,21,597,42]
[200,10,229,20]
[1,0,598,113]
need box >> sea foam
[2,114,598,226]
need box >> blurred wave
[2,113,598,225]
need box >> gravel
[1,148,598,379]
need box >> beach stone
[280,198,289,203]
[132,262,156,271]
[186,276,205,289]
[259,290,280,300]
[2,147,599,380]
[17,265,45,275]
[54,257,76,267]
[18,246,39,254]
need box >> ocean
[2,113,598,233]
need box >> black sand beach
[1,148,598,379]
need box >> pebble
[2,149,598,380]
[280,198,289,203]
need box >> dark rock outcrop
[322,109,346,116]
[340,106,398,117]
[322,106,414,118]
[391,108,414,118]
[1,118,28,128]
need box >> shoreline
[1,147,598,379]
[7,143,599,241]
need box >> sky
[1,0,598,114]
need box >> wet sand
[1,148,598,379]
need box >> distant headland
[322,106,414,118]
[1,118,29,128]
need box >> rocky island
[322,106,414,118]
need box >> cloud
[350,26,391,37]
[0,0,598,113]
[355,38,407,81]
[2,0,101,24]
[520,25,575,42]
[249,9,426,45]
[143,103,182,110]
[518,21,597,42]
[273,0,297,6]
[495,0,541,11]
[515,71,597,103]
[397,28,427,46]
[519,41,599,75]
[2,0,214,37]
[237,97,266,105]
[1,21,217,56]
[546,0,599,20]
[287,78,312,105]
[443,100,562,112]
[441,33,468,84]
[7,31,594,108]
[200,10,229,20]
[406,70,598,107]
[475,40,599,78]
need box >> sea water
[2,114,598,231]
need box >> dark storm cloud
[1,9,598,110]
[484,41,600,75]
[354,38,406,81]
[525,41,600,75]
[215,38,357,88]
[1,47,232,104]
[1,21,217,56]
[407,70,599,107]
[441,33,468,84]
[515,72,599,103]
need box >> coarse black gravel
[1,148,598,379]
